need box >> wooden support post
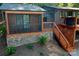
[5,12,9,34]
[42,14,44,32]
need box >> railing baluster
[43,22,53,31]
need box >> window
[43,17,47,22]
[43,12,54,22]
[75,12,79,24]
[8,14,42,34]
[76,12,79,17]
[60,11,65,17]
[67,11,73,17]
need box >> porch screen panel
[30,15,38,32]
[30,14,42,32]
[23,15,30,32]
[16,14,24,33]
[8,14,17,34]
[38,15,42,31]
[8,14,24,33]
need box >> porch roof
[0,3,46,11]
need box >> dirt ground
[69,41,79,56]
[11,39,69,56]
[12,43,49,56]
[0,39,69,56]
[0,37,7,56]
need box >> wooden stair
[53,23,74,52]
[58,24,75,47]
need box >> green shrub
[25,44,34,49]
[5,46,16,56]
[0,24,6,35]
[39,52,44,56]
[38,35,48,46]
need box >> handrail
[0,21,5,25]
[53,22,70,46]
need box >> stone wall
[7,32,53,47]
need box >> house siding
[7,32,53,47]
[55,10,61,24]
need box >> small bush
[25,44,34,49]
[38,35,48,46]
[39,52,44,56]
[0,24,6,35]
[5,46,16,56]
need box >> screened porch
[7,14,42,34]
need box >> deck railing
[43,22,53,31]
[53,22,72,51]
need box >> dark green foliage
[5,46,16,55]
[22,3,79,8]
[38,35,48,46]
[30,3,58,7]
[0,3,2,6]
[57,3,74,7]
[39,52,44,56]
[0,24,6,35]
[25,44,34,49]
[74,3,79,8]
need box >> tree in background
[74,3,79,8]
[67,3,74,7]
[57,3,74,7]
[57,3,64,7]
[31,3,58,7]
[32,3,75,7]
[2,3,79,8]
